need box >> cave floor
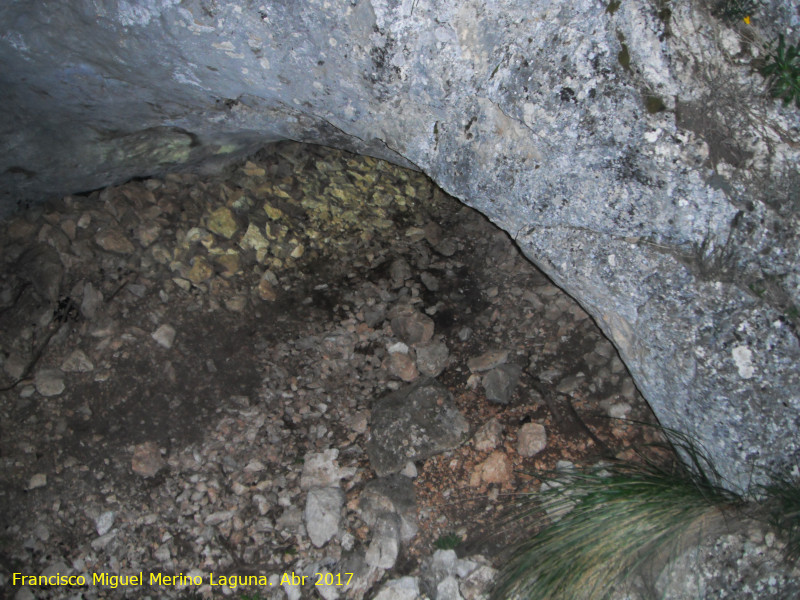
[0,142,665,599]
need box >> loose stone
[151,324,176,349]
[517,422,547,457]
[257,275,278,301]
[207,207,238,238]
[365,513,402,569]
[467,350,509,373]
[304,487,345,548]
[372,576,421,600]
[28,473,47,489]
[34,369,65,397]
[415,339,449,377]
[186,256,213,284]
[482,363,521,404]
[388,351,419,382]
[95,511,115,536]
[473,418,503,452]
[300,449,356,489]
[470,451,512,487]
[95,227,135,254]
[390,308,435,345]
[60,349,94,372]
[131,441,165,477]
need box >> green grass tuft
[492,432,743,600]
[434,532,463,550]
[760,35,800,109]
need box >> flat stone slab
[367,379,469,477]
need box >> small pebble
[151,324,176,349]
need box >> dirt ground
[0,142,665,599]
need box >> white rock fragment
[608,402,631,419]
[387,341,409,354]
[28,473,47,489]
[95,511,115,536]
[473,418,503,452]
[644,128,661,143]
[459,564,498,600]
[373,576,421,600]
[151,324,176,349]
[60,349,94,372]
[34,369,65,397]
[316,575,342,600]
[205,511,235,526]
[283,577,302,600]
[365,513,401,569]
[437,576,463,600]
[300,449,355,489]
[154,544,171,562]
[304,487,344,547]
[732,346,755,379]
[244,459,266,472]
[430,548,457,572]
[91,529,117,550]
[719,28,741,56]
[517,422,547,457]
[401,461,418,478]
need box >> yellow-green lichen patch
[207,207,238,239]
[239,222,270,263]
[186,256,214,284]
[242,161,266,177]
[211,250,241,278]
[215,144,239,154]
[186,143,439,281]
[263,202,284,220]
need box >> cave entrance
[0,141,662,597]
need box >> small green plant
[605,0,621,16]
[434,532,462,550]
[760,35,800,109]
[492,423,800,599]
[492,432,743,600]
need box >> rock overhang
[1,0,799,491]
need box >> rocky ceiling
[1,0,799,490]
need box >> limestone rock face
[2,0,800,489]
